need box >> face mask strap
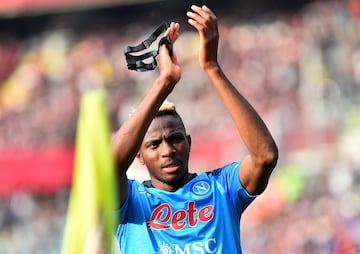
[124,22,173,72]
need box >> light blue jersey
[115,162,256,254]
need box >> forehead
[146,115,185,137]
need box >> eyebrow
[146,127,186,142]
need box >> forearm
[112,77,175,175]
[206,65,278,164]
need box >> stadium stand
[0,0,359,253]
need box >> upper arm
[239,155,275,195]
[117,174,128,209]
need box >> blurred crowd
[1,0,360,253]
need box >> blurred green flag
[61,89,118,254]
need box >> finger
[165,22,180,42]
[187,14,205,32]
[187,18,202,32]
[200,5,215,17]
[170,23,180,42]
[187,7,216,31]
[164,23,172,37]
[190,5,213,22]
[187,9,206,27]
[191,5,204,14]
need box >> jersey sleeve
[210,162,257,214]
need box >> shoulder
[206,162,240,177]
[205,161,256,197]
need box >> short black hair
[155,101,186,132]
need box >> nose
[161,141,176,156]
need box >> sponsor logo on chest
[157,238,218,254]
[147,201,214,230]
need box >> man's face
[137,114,191,191]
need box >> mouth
[161,161,181,173]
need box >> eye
[170,135,184,143]
[149,141,161,149]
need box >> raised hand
[165,21,180,44]
[158,22,181,87]
[187,5,219,71]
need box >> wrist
[155,75,177,93]
[203,63,221,76]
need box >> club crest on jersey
[191,180,211,196]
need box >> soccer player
[112,5,278,253]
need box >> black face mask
[124,22,173,72]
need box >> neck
[146,172,197,192]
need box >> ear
[136,152,145,165]
[186,134,192,151]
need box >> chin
[165,170,188,185]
